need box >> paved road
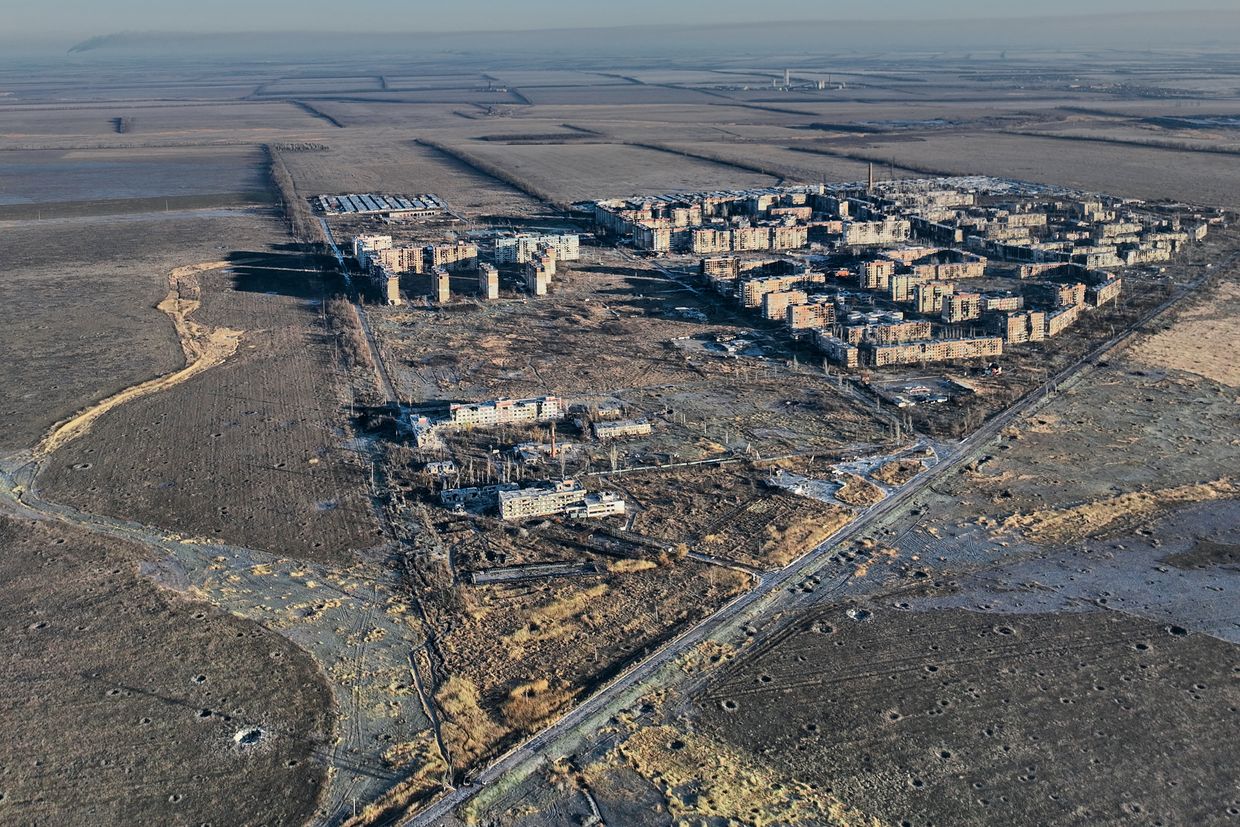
[402,252,1233,826]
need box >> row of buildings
[593,178,1211,268]
[351,232,580,305]
[668,176,1215,369]
[593,186,916,254]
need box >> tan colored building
[478,262,499,300]
[701,256,741,280]
[498,479,625,521]
[910,260,986,280]
[425,241,478,272]
[815,332,860,368]
[593,418,653,440]
[862,259,896,291]
[914,281,956,314]
[1000,310,1046,344]
[1087,278,1122,307]
[889,273,925,303]
[433,268,451,304]
[373,245,424,274]
[842,218,911,246]
[770,224,809,250]
[855,320,934,346]
[692,228,732,254]
[731,226,771,252]
[525,253,553,296]
[870,336,1003,366]
[739,274,804,308]
[384,274,402,306]
[787,300,835,330]
[980,294,1023,312]
[1044,304,1082,337]
[941,292,983,324]
[762,289,808,321]
[449,396,562,428]
[1054,282,1087,308]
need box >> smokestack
[868,162,875,193]
[784,67,791,87]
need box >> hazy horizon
[6,1,1240,41]
[3,8,1240,64]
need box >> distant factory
[317,193,448,219]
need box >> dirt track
[34,260,244,456]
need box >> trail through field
[34,261,244,456]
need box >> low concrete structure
[441,483,520,511]
[593,418,652,440]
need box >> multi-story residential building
[425,241,478,272]
[941,292,983,324]
[498,480,626,521]
[372,245,424,274]
[870,336,1003,366]
[448,396,562,428]
[478,262,499,300]
[1044,304,1082,337]
[862,259,896,291]
[353,234,393,268]
[495,233,580,264]
[787,299,836,330]
[762,289,808,321]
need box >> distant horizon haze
[5,1,1240,41]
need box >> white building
[495,233,581,264]
[448,396,562,428]
[498,480,625,521]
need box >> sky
[8,0,1240,38]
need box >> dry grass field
[0,211,281,453]
[0,514,333,826]
[1127,279,1240,387]
[278,136,546,216]
[416,537,750,770]
[39,230,379,563]
[0,101,329,147]
[436,140,777,202]
[695,604,1240,827]
[837,131,1240,209]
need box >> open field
[1127,279,1240,386]
[440,140,778,202]
[697,601,1240,827]
[278,137,545,216]
[0,211,281,453]
[38,233,378,563]
[0,101,329,147]
[0,146,274,214]
[0,514,333,826]
[836,131,1240,209]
